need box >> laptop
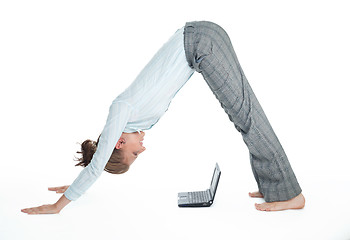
[178,163,221,207]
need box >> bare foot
[249,191,264,198]
[255,193,305,211]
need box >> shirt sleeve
[64,100,132,201]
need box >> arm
[64,101,132,201]
[55,194,71,211]
[21,101,132,214]
[21,186,71,214]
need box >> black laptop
[178,163,221,207]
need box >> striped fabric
[64,26,195,201]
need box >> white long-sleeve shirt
[64,26,195,201]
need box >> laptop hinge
[207,189,212,200]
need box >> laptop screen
[209,163,221,199]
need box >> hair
[74,135,129,174]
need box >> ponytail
[75,139,97,167]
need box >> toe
[255,203,262,211]
[249,191,264,198]
[255,202,270,211]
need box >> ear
[115,137,125,150]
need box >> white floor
[2,171,350,240]
[1,1,350,239]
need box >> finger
[21,207,35,213]
[48,186,66,192]
[29,209,40,214]
[27,210,37,215]
[49,186,64,189]
[55,187,66,193]
[22,208,36,214]
[57,186,69,193]
[49,185,69,190]
[28,211,40,214]
[27,206,44,214]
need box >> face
[116,131,146,166]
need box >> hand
[48,185,70,194]
[21,185,71,215]
[21,204,60,215]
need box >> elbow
[87,163,104,178]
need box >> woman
[21,21,305,214]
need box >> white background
[1,0,349,239]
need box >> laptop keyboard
[188,191,209,203]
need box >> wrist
[53,203,61,213]
[55,194,72,211]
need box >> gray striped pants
[183,21,302,202]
